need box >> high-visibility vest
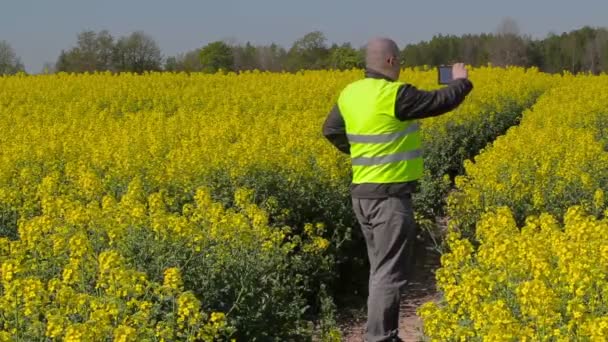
[338,78,424,184]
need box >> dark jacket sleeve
[394,78,474,121]
[322,104,350,154]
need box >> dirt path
[340,247,441,342]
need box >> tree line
[401,20,608,74]
[1,20,608,75]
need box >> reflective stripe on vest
[351,149,422,166]
[346,122,420,143]
[338,77,424,184]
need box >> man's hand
[452,63,468,80]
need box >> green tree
[327,43,362,70]
[287,31,329,70]
[199,41,234,73]
[591,28,608,73]
[232,42,258,71]
[538,33,565,73]
[526,39,545,69]
[165,49,203,72]
[113,31,162,73]
[254,43,287,71]
[396,25,608,73]
[164,56,178,71]
[401,42,427,67]
[55,30,115,73]
[0,40,24,75]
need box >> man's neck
[365,68,396,81]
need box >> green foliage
[401,27,608,74]
[113,31,163,73]
[0,40,25,75]
[414,100,530,219]
[163,56,179,72]
[118,219,317,341]
[164,49,203,73]
[448,76,608,239]
[328,43,363,70]
[199,41,234,73]
[200,166,362,302]
[316,284,343,341]
[232,42,259,71]
[48,26,608,75]
[56,30,162,74]
[287,31,330,70]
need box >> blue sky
[2,0,607,73]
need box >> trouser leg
[352,195,418,342]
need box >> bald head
[365,37,401,80]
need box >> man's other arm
[322,104,350,154]
[394,78,474,121]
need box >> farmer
[322,37,473,341]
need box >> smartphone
[438,65,453,85]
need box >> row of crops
[421,74,608,340]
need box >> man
[322,37,473,341]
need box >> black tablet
[438,65,453,84]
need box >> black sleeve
[322,104,350,154]
[394,79,474,121]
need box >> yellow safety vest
[338,78,423,184]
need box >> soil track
[340,246,442,342]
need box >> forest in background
[2,19,608,75]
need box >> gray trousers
[352,195,418,342]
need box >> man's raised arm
[395,63,474,121]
